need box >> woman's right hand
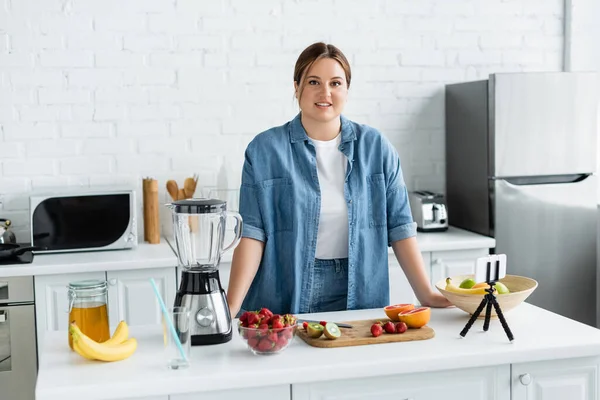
[418,291,453,308]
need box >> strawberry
[383,321,396,334]
[259,307,274,318]
[319,321,327,327]
[277,336,289,347]
[247,337,259,349]
[267,332,279,343]
[258,323,269,334]
[302,321,308,330]
[280,328,293,340]
[270,314,282,323]
[240,311,250,323]
[257,338,274,352]
[246,313,260,326]
[246,323,260,338]
[395,322,408,334]
[272,319,284,330]
[371,323,383,337]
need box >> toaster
[408,191,449,232]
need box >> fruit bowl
[435,274,538,318]
[238,324,296,355]
[237,308,297,355]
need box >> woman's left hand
[419,292,453,308]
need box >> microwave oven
[29,188,138,253]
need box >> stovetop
[0,248,34,266]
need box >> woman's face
[295,58,348,125]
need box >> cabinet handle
[433,259,443,266]
[519,373,532,385]
[108,279,117,286]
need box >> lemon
[459,278,476,289]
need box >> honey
[67,279,110,350]
[68,303,110,349]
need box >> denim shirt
[239,113,417,315]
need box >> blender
[168,198,242,345]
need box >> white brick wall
[0,0,565,240]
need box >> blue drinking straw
[149,278,188,363]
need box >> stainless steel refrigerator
[445,72,598,327]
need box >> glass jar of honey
[67,279,110,350]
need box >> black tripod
[459,282,514,342]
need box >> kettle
[0,219,17,244]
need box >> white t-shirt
[312,134,349,259]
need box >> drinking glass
[162,306,191,370]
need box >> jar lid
[169,198,227,214]
[68,279,107,290]
[68,280,108,298]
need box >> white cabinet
[34,271,106,358]
[512,356,600,400]
[292,365,510,400]
[429,248,489,288]
[107,267,176,329]
[170,385,290,400]
[388,252,429,305]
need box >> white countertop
[35,303,600,400]
[413,226,494,252]
[0,242,177,278]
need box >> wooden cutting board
[296,319,435,348]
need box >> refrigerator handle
[501,173,591,186]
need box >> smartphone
[474,254,507,284]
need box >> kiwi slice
[323,322,341,340]
[306,322,324,338]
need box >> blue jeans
[299,258,349,314]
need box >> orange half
[398,307,431,328]
[383,303,415,321]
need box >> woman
[227,42,451,316]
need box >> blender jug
[170,198,242,271]
[168,198,242,345]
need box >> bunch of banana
[444,278,496,295]
[70,320,137,362]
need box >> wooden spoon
[178,188,187,200]
[166,180,179,201]
[183,177,197,198]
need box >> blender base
[191,330,232,346]
[175,269,233,346]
